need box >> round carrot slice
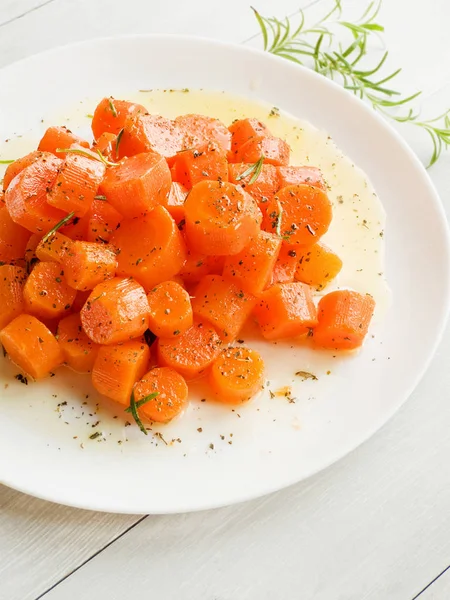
[134,367,188,423]
[146,280,193,338]
[209,346,264,404]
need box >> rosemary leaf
[42,211,75,243]
[236,153,265,185]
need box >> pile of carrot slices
[0,97,375,430]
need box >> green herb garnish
[115,128,124,158]
[236,153,265,185]
[42,211,75,243]
[108,98,118,117]
[126,390,160,434]
[125,391,159,414]
[55,147,119,167]
[0,159,15,164]
[295,371,318,381]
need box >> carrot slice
[162,182,187,225]
[24,233,41,272]
[38,126,90,158]
[92,339,150,404]
[58,212,90,240]
[118,114,184,162]
[254,282,318,340]
[5,154,66,234]
[270,242,299,285]
[277,166,326,190]
[0,314,63,379]
[209,346,264,403]
[191,275,256,341]
[263,184,332,246]
[146,280,193,338]
[62,241,117,291]
[313,290,375,350]
[86,199,122,243]
[23,262,76,319]
[184,180,262,256]
[91,97,147,139]
[80,277,149,345]
[3,151,45,191]
[179,249,224,284]
[157,320,222,380]
[111,206,187,290]
[175,114,231,154]
[228,162,279,210]
[99,152,171,217]
[233,136,290,167]
[228,118,268,154]
[223,230,281,295]
[0,206,32,264]
[172,143,228,189]
[92,132,118,161]
[57,313,99,373]
[295,243,343,290]
[133,367,188,423]
[35,232,73,262]
[0,265,27,329]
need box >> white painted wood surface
[1,1,450,599]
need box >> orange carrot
[228,162,279,210]
[184,180,262,256]
[277,166,326,190]
[313,290,375,350]
[91,97,147,139]
[263,184,332,246]
[92,339,150,404]
[59,212,90,240]
[118,114,184,163]
[233,136,290,167]
[157,320,222,380]
[209,346,264,403]
[172,143,228,189]
[146,280,193,338]
[270,242,299,285]
[80,277,149,344]
[99,152,171,217]
[176,114,231,154]
[62,241,117,291]
[71,289,90,313]
[23,262,76,319]
[57,313,99,373]
[24,233,41,272]
[0,265,27,329]
[92,132,118,161]
[38,126,90,158]
[228,118,269,155]
[86,199,122,243]
[295,243,343,290]
[111,206,187,290]
[3,151,45,191]
[191,275,256,341]
[254,282,318,340]
[162,182,187,225]
[0,206,32,264]
[179,249,224,284]
[133,367,188,423]
[35,232,73,262]
[0,314,63,379]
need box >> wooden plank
[0,1,56,27]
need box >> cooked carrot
[175,114,231,154]
[172,143,228,189]
[295,243,343,290]
[99,152,171,217]
[38,126,90,158]
[3,151,45,191]
[133,367,188,423]
[157,320,222,380]
[92,132,118,160]
[277,166,326,190]
[313,290,375,350]
[111,206,187,290]
[62,241,117,291]
[80,277,149,344]
[271,242,299,285]
[0,265,27,329]
[118,114,184,163]
[35,232,73,262]
[24,233,41,271]
[184,180,262,256]
[254,282,318,340]
[179,249,224,284]
[91,97,147,139]
[191,275,256,341]
[59,212,90,240]
[71,289,90,313]
[146,280,193,338]
[223,230,281,295]
[5,153,66,234]
[57,313,99,373]
[0,314,63,379]
[92,339,150,404]
[0,206,31,264]
[209,346,264,403]
[228,162,279,210]
[86,199,122,243]
[23,262,76,319]
[162,182,187,225]
[228,118,268,154]
[233,136,290,167]
[263,184,332,245]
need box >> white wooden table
[2,1,450,598]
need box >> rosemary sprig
[42,211,75,243]
[236,153,265,185]
[0,159,14,164]
[55,147,119,167]
[115,128,124,158]
[108,98,118,118]
[126,391,160,434]
[252,1,450,167]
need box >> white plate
[0,35,449,514]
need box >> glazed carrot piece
[92,339,150,404]
[92,132,118,161]
[233,136,290,167]
[24,233,41,272]
[157,320,222,380]
[179,249,224,284]
[38,126,90,158]
[270,242,299,285]
[228,163,279,210]
[91,97,147,139]
[80,277,149,344]
[175,114,231,154]
[313,290,375,350]
[184,180,262,256]
[35,232,73,262]
[146,280,193,338]
[5,154,66,234]
[133,367,189,423]
[228,118,268,154]
[57,313,99,373]
[254,282,318,340]
[58,212,90,240]
[223,230,281,295]
[86,199,122,243]
[263,184,332,246]
[172,143,228,189]
[62,241,117,291]
[277,166,326,191]
[295,243,343,290]
[191,275,256,341]
[3,151,45,191]
[0,265,27,329]
[118,114,184,163]
[0,314,63,379]
[23,262,76,319]
[0,206,31,264]
[161,182,187,225]
[99,152,171,217]
[111,206,187,290]
[209,346,264,403]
